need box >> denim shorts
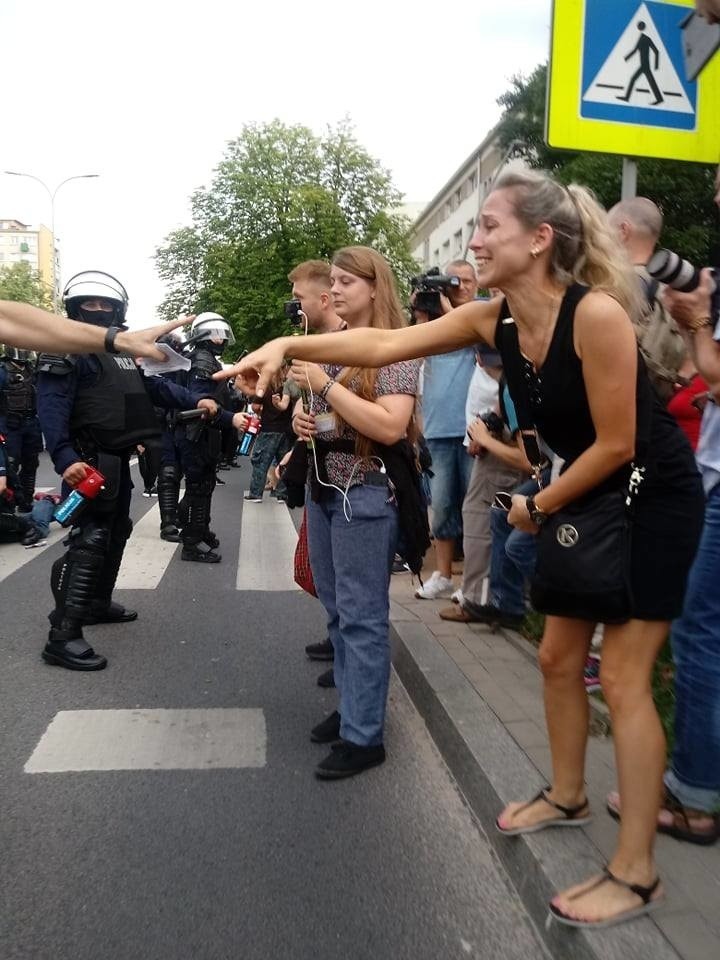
[425,437,473,541]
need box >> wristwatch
[104,326,122,354]
[525,495,549,527]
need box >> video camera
[409,267,461,319]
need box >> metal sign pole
[621,157,637,200]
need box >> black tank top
[495,284,697,492]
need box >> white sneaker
[415,571,454,600]
[451,588,464,605]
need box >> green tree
[156,119,418,354]
[496,64,719,263]
[0,260,52,309]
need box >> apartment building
[0,219,59,301]
[409,125,523,270]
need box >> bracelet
[318,378,336,402]
[104,326,121,354]
[687,315,713,334]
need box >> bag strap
[499,318,547,487]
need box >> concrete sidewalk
[389,564,720,960]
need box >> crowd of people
[0,148,718,935]
[218,163,720,931]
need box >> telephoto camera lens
[647,248,703,292]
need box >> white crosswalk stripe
[0,526,65,585]
[0,487,300,592]
[115,503,180,589]
[236,491,300,592]
[25,708,267,772]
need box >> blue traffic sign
[581,0,697,131]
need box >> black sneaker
[182,545,222,563]
[305,638,334,661]
[317,669,335,688]
[310,710,341,743]
[463,602,524,630]
[315,741,386,780]
[22,525,47,548]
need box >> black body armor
[0,363,36,418]
[68,353,161,451]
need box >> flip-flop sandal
[606,789,719,846]
[548,867,663,929]
[497,786,592,836]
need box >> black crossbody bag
[502,322,646,624]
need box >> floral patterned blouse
[309,359,421,488]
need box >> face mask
[208,341,226,355]
[78,307,115,328]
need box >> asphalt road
[0,455,547,960]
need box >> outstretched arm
[217,298,501,397]
[0,301,186,359]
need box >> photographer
[608,197,686,401]
[414,260,479,599]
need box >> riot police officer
[177,312,236,563]
[155,331,188,543]
[0,347,43,511]
[36,271,226,671]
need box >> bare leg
[498,616,594,829]
[434,537,455,580]
[551,619,668,922]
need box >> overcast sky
[0,0,550,325]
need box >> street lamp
[3,171,99,310]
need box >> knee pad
[68,521,111,556]
[160,463,181,484]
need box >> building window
[453,230,463,257]
[433,249,440,266]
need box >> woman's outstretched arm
[217,298,501,397]
[0,300,186,359]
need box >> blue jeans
[249,432,291,499]
[425,437,473,540]
[18,497,55,537]
[665,482,720,812]
[488,475,544,615]
[306,483,398,747]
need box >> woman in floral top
[288,246,420,780]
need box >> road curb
[391,619,680,960]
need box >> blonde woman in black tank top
[222,172,704,930]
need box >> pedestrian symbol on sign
[617,20,663,104]
[581,1,697,131]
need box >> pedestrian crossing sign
[547,0,720,163]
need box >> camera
[284,299,304,327]
[480,411,505,437]
[409,267,461,319]
[647,248,717,294]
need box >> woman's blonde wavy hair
[493,170,644,323]
[330,246,409,455]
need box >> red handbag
[294,510,317,597]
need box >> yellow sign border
[546,0,720,163]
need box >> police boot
[158,464,182,542]
[44,553,107,670]
[181,481,221,563]
[83,519,137,624]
